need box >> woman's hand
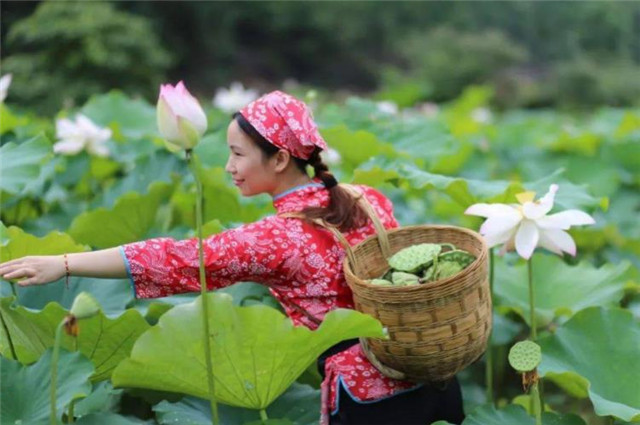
[0,255,66,286]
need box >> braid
[308,150,338,189]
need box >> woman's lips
[233,179,244,186]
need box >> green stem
[259,409,269,423]
[68,399,75,423]
[486,248,495,405]
[528,258,536,341]
[186,150,219,425]
[9,282,17,298]
[531,380,542,425]
[51,321,64,425]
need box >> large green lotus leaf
[112,293,385,409]
[321,125,398,175]
[0,297,149,380]
[494,254,629,328]
[459,404,586,425]
[194,130,229,169]
[1,348,94,425]
[0,133,52,194]
[68,182,173,248]
[10,276,133,317]
[538,307,640,421]
[91,152,185,210]
[73,381,123,417]
[80,90,157,142]
[74,413,154,425]
[0,225,88,263]
[0,102,30,134]
[154,382,320,425]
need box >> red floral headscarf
[239,90,327,160]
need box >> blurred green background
[2,0,640,115]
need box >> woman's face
[225,120,278,197]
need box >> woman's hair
[233,112,368,232]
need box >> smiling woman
[0,90,465,425]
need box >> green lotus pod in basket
[391,271,421,286]
[438,250,476,268]
[369,278,393,286]
[508,340,542,373]
[435,261,465,280]
[388,243,442,273]
[422,264,437,282]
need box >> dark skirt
[318,339,465,425]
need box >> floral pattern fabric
[239,90,327,160]
[120,183,421,423]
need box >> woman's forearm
[66,247,128,279]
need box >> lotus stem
[9,282,17,297]
[50,321,64,425]
[531,380,542,425]
[260,409,269,423]
[486,248,495,405]
[186,149,219,425]
[68,399,75,423]
[528,258,536,341]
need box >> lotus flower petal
[465,203,519,218]
[515,220,539,259]
[539,229,577,256]
[537,210,595,230]
[53,139,85,155]
[479,213,522,238]
[157,81,207,149]
[522,184,558,219]
[0,74,12,103]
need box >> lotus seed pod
[369,278,393,286]
[388,243,441,273]
[69,292,101,320]
[422,264,436,282]
[435,261,464,280]
[439,243,457,252]
[391,271,420,286]
[508,340,542,373]
[438,250,476,268]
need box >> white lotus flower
[0,74,12,103]
[322,147,341,166]
[212,82,259,113]
[465,184,595,259]
[53,114,111,157]
[376,100,399,115]
[471,107,492,124]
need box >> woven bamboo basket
[343,224,491,383]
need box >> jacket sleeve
[120,218,283,298]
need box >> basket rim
[343,224,488,292]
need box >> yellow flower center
[516,191,536,205]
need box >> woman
[0,91,465,425]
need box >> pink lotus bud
[157,81,208,150]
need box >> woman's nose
[224,157,233,174]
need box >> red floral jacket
[120,182,420,424]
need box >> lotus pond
[1,86,639,424]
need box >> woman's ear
[273,149,291,173]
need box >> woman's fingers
[3,267,33,280]
[0,258,24,273]
[17,277,39,286]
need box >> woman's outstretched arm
[0,247,127,286]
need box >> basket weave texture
[344,224,492,383]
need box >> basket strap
[340,184,391,259]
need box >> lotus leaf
[68,181,173,248]
[154,382,320,425]
[112,293,386,410]
[494,253,629,327]
[0,296,149,380]
[538,307,640,421]
[0,348,94,425]
[0,133,51,194]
